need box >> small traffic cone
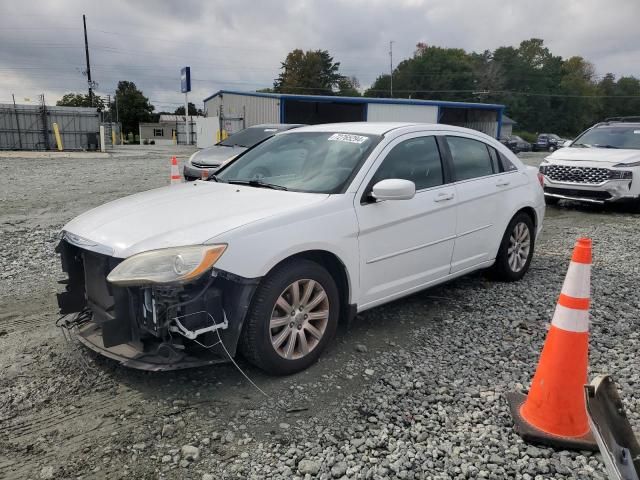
[507,238,598,450]
[170,156,181,185]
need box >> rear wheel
[491,213,535,281]
[240,259,339,375]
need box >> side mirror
[563,140,572,147]
[371,179,416,201]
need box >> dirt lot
[1,146,639,479]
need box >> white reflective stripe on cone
[551,304,589,333]
[561,262,591,299]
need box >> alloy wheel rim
[269,279,329,360]
[507,222,531,272]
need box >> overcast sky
[1,0,639,112]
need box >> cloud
[0,0,638,111]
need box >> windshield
[219,127,282,148]
[217,131,381,193]
[572,126,640,150]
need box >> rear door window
[446,136,495,181]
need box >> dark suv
[533,133,566,152]
[500,135,531,153]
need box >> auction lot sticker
[328,133,368,144]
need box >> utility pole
[114,93,119,123]
[83,14,93,106]
[389,40,394,98]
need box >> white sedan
[57,123,545,374]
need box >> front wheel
[490,213,535,281]
[240,259,340,375]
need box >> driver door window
[371,136,444,189]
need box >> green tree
[111,81,154,135]
[555,56,599,134]
[274,49,344,95]
[56,92,105,112]
[174,102,202,116]
[337,76,361,96]
[365,43,476,101]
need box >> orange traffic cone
[507,238,597,450]
[170,156,181,185]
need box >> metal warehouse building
[203,90,505,138]
[0,103,100,151]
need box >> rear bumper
[56,240,259,371]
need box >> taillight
[537,172,544,186]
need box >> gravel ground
[1,147,639,479]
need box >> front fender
[209,195,360,304]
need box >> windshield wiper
[571,143,591,148]
[227,179,288,190]
[593,144,620,149]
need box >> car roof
[593,121,640,128]
[291,121,496,135]
[250,123,306,130]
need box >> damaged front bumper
[56,239,259,371]
[542,177,637,204]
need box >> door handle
[496,180,511,187]
[434,192,454,202]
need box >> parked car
[183,124,304,180]
[539,118,640,205]
[500,135,532,153]
[532,133,567,152]
[57,123,545,374]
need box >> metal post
[83,15,93,106]
[12,94,22,149]
[389,40,394,98]
[184,92,190,145]
[99,125,105,152]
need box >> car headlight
[613,161,640,168]
[107,245,227,286]
[609,170,633,180]
[538,163,549,174]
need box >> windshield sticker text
[328,133,368,144]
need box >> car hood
[191,145,246,166]
[63,182,328,258]
[546,147,640,166]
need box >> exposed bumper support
[585,375,640,480]
[544,192,606,204]
[56,239,260,371]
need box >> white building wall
[366,103,438,123]
[195,116,220,148]
[204,93,280,131]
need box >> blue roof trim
[203,89,504,111]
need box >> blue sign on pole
[181,67,191,93]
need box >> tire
[490,213,535,282]
[240,259,340,375]
[548,146,555,152]
[545,196,560,206]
